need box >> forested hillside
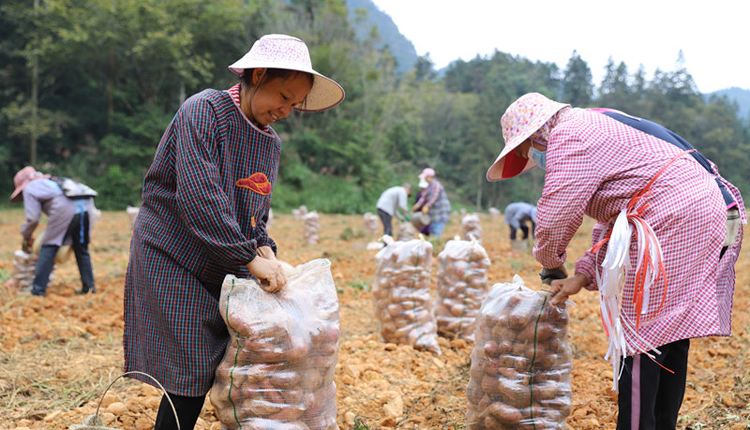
[2,0,749,212]
[346,0,417,74]
[710,87,750,119]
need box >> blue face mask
[529,147,547,170]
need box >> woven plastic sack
[466,275,572,429]
[372,238,440,354]
[435,238,491,341]
[211,259,340,430]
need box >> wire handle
[90,371,180,430]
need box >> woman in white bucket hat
[487,92,744,429]
[123,34,344,430]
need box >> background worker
[10,166,97,296]
[376,183,411,237]
[412,168,451,238]
[412,178,431,235]
[503,201,537,242]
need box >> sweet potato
[487,401,523,425]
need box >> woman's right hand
[247,256,287,293]
[549,273,588,306]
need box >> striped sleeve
[173,97,259,265]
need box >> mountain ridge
[344,0,749,116]
[345,0,418,74]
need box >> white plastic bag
[466,275,572,429]
[372,238,440,354]
[211,259,340,430]
[435,238,491,341]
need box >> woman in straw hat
[10,166,97,296]
[123,34,344,430]
[487,92,744,430]
[412,167,451,238]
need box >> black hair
[241,68,314,89]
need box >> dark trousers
[31,213,95,296]
[377,208,393,236]
[154,393,206,430]
[509,220,535,240]
[617,339,690,430]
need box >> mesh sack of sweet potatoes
[372,238,441,354]
[466,275,572,430]
[461,213,483,242]
[434,238,491,341]
[211,259,340,430]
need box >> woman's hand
[247,254,287,293]
[421,205,429,214]
[256,246,277,261]
[549,273,589,306]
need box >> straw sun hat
[486,93,569,181]
[10,166,50,202]
[229,34,345,112]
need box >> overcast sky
[370,0,750,94]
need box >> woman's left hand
[247,253,287,293]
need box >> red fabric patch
[236,172,272,195]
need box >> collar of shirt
[226,83,275,138]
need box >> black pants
[154,393,206,430]
[377,208,393,236]
[617,339,690,430]
[31,212,95,295]
[509,220,535,240]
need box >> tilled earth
[1,210,748,430]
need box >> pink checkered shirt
[533,108,745,353]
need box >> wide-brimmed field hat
[228,34,345,112]
[10,166,49,202]
[486,93,569,181]
[419,168,435,180]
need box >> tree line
[2,0,748,213]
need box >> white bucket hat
[229,34,345,112]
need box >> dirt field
[1,209,748,430]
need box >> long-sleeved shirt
[21,179,95,245]
[533,108,745,354]
[376,186,409,218]
[415,179,451,224]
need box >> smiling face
[241,68,313,127]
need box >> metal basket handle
[87,371,181,430]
